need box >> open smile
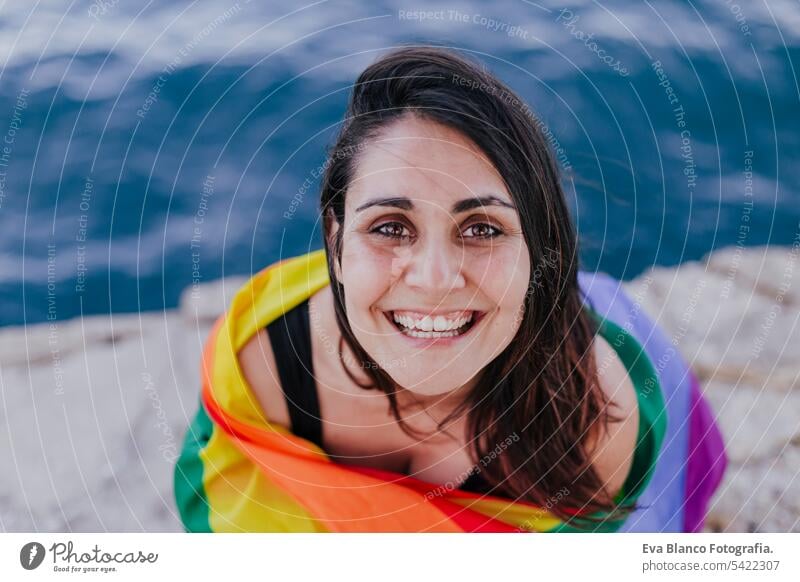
[382,309,486,343]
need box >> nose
[399,236,466,293]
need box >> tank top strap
[265,299,324,447]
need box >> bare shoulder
[238,327,291,428]
[584,333,640,500]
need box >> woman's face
[333,115,531,397]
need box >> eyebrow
[355,195,516,213]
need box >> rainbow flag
[174,250,726,532]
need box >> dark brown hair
[319,46,629,527]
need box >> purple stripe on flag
[683,374,728,532]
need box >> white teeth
[391,311,475,335]
[406,329,459,338]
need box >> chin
[386,368,473,397]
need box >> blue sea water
[0,0,797,326]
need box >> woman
[174,47,726,532]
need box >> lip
[382,309,487,348]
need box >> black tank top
[265,298,491,494]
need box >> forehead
[347,115,511,205]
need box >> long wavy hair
[319,47,629,526]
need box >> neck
[334,326,480,428]
[394,372,480,427]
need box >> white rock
[0,311,208,531]
[179,275,248,325]
[623,247,800,392]
[701,382,800,464]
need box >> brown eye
[372,222,412,240]
[463,223,503,239]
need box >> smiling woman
[329,116,532,400]
[173,47,727,533]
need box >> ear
[324,208,344,281]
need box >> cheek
[339,241,396,322]
[342,235,410,277]
[466,250,530,341]
[468,248,530,308]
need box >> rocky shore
[1,245,797,532]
